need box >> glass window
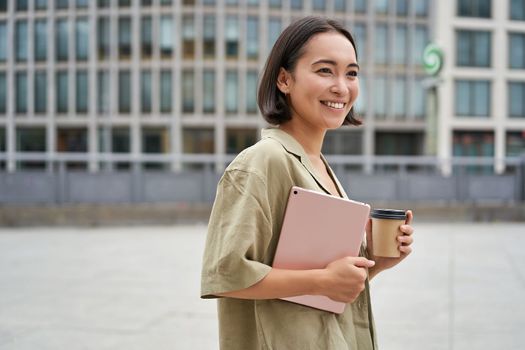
[56,19,68,61]
[246,70,258,114]
[375,0,388,14]
[226,128,257,154]
[0,22,7,62]
[458,0,491,17]
[118,71,131,113]
[0,0,6,11]
[17,0,28,10]
[509,33,525,69]
[183,128,214,154]
[76,0,89,8]
[57,128,88,153]
[506,131,525,156]
[182,70,194,113]
[56,71,68,114]
[322,130,363,155]
[225,16,239,59]
[353,23,366,63]
[334,0,345,11]
[119,17,132,59]
[76,71,88,114]
[16,72,28,114]
[396,0,408,15]
[203,70,215,114]
[16,21,28,62]
[374,76,387,118]
[160,70,172,113]
[203,0,216,5]
[113,128,131,153]
[97,18,110,60]
[225,71,238,114]
[246,17,259,60]
[142,127,169,154]
[0,127,4,152]
[34,20,47,62]
[225,0,238,5]
[119,0,131,6]
[268,18,281,52]
[412,78,426,119]
[455,80,490,117]
[35,0,47,9]
[354,76,366,114]
[0,72,5,113]
[456,30,491,67]
[374,24,388,65]
[17,128,46,152]
[142,0,153,5]
[203,15,216,59]
[269,0,281,8]
[160,15,174,58]
[312,0,325,11]
[511,0,525,20]
[415,0,429,16]
[35,71,47,114]
[355,0,367,13]
[141,71,152,113]
[453,131,494,158]
[76,18,89,61]
[394,77,407,117]
[290,0,302,10]
[394,25,407,65]
[375,132,423,155]
[141,16,152,59]
[56,0,68,9]
[509,82,525,117]
[97,70,110,114]
[182,15,195,59]
[413,26,428,66]
[98,0,110,7]
[161,0,172,4]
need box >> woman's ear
[276,67,292,94]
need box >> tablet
[272,186,371,313]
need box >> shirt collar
[261,128,346,198]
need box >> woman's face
[278,31,359,131]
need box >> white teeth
[322,101,345,109]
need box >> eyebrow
[312,59,360,70]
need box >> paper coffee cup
[370,209,407,258]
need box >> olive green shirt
[201,128,377,350]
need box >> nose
[329,75,350,96]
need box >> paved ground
[0,222,524,350]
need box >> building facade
[435,0,525,174]
[0,0,450,174]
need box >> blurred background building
[0,0,523,207]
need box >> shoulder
[226,137,292,180]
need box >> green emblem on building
[423,43,443,76]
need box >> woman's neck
[279,121,326,158]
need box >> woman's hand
[321,256,375,303]
[366,210,414,280]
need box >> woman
[201,16,414,350]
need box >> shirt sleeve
[200,169,273,298]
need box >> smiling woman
[201,16,414,350]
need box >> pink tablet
[272,186,371,313]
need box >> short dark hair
[257,16,362,127]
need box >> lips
[321,101,346,110]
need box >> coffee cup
[370,209,407,258]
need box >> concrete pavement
[0,222,524,349]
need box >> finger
[397,235,413,245]
[405,210,413,225]
[351,257,376,268]
[399,245,412,255]
[400,225,414,235]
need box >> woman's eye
[347,71,358,77]
[317,68,332,74]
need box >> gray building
[0,0,433,174]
